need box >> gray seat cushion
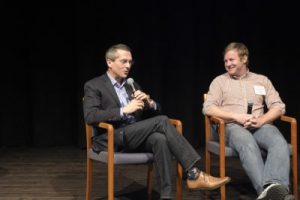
[89,149,153,164]
[207,141,238,157]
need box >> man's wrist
[120,108,124,117]
[149,99,157,109]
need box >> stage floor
[0,146,296,200]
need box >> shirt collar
[107,72,126,88]
[231,68,250,80]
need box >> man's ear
[106,59,112,67]
[242,55,248,64]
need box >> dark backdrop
[1,1,300,149]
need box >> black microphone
[126,78,136,92]
[247,101,253,114]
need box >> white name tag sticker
[254,85,266,95]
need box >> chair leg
[292,154,298,198]
[205,150,211,174]
[147,163,154,196]
[219,155,226,200]
[220,185,226,200]
[176,162,183,200]
[108,162,114,200]
[204,151,211,199]
[86,158,92,200]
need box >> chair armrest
[169,118,183,135]
[85,122,115,166]
[97,122,115,167]
[210,116,226,126]
[97,122,115,150]
[98,122,115,131]
[210,116,225,152]
[279,115,297,155]
[205,115,226,141]
[280,115,297,127]
[205,115,226,165]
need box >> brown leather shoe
[187,171,230,190]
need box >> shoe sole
[284,194,295,200]
[258,184,289,200]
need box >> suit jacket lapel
[102,74,121,106]
[124,81,143,119]
[124,83,134,100]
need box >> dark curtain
[1,1,300,149]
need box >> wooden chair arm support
[169,118,183,135]
[280,115,297,136]
[280,115,297,123]
[98,122,115,131]
[279,115,298,155]
[206,115,226,143]
[97,122,115,168]
[210,116,226,126]
[209,116,226,161]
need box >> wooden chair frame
[85,119,183,200]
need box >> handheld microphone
[247,101,253,114]
[126,78,136,92]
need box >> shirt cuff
[120,108,124,118]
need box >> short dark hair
[105,44,131,61]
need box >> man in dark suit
[83,43,230,200]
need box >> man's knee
[259,124,286,143]
[153,115,169,122]
[260,124,280,134]
[151,133,168,145]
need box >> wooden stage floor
[0,146,297,200]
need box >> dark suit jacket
[83,73,160,152]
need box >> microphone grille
[127,78,134,85]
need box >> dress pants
[121,115,201,198]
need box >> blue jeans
[212,123,290,194]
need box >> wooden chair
[204,94,298,200]
[85,119,183,200]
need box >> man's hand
[238,114,264,129]
[132,90,155,108]
[248,117,264,129]
[122,98,144,114]
[233,113,253,127]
